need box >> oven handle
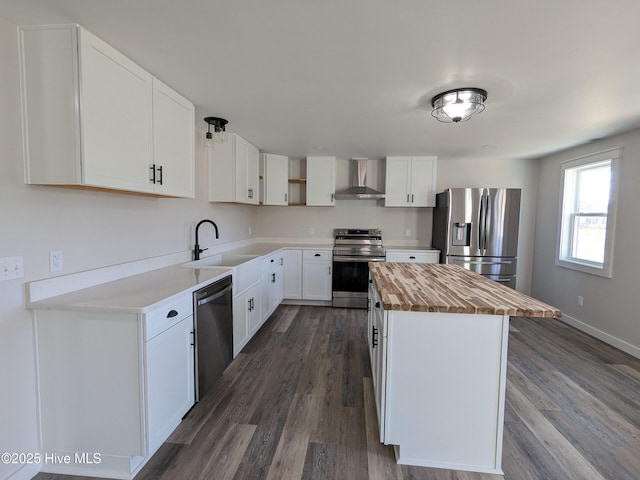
[332,256,386,263]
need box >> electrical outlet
[577,295,584,307]
[309,227,315,235]
[0,256,24,281]
[248,226,252,236]
[405,228,412,237]
[50,250,63,272]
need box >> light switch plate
[0,256,24,281]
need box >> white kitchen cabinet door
[210,133,259,205]
[262,153,289,205]
[384,157,412,206]
[302,256,332,300]
[371,290,387,442]
[146,315,195,453]
[151,78,195,198]
[235,136,260,204]
[247,285,262,337]
[306,156,336,206]
[233,284,260,355]
[79,27,154,193]
[283,249,302,299]
[384,156,437,207]
[409,156,437,206]
[261,254,284,323]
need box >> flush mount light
[204,117,228,149]
[431,88,487,123]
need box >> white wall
[531,129,640,356]
[0,16,255,480]
[257,156,539,293]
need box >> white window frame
[555,148,620,278]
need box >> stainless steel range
[332,228,385,309]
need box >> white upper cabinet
[261,153,288,205]
[209,133,259,205]
[384,156,437,207]
[19,25,195,197]
[151,79,195,198]
[306,156,336,206]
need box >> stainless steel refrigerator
[432,188,521,289]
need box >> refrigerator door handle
[478,191,484,253]
[483,191,491,255]
[462,260,514,266]
[479,190,486,253]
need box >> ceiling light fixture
[204,117,228,149]
[431,88,487,123]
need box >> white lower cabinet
[233,283,261,355]
[367,279,510,473]
[283,249,302,299]
[368,277,387,440]
[230,257,262,356]
[146,315,195,453]
[302,249,332,300]
[33,294,195,479]
[385,249,440,263]
[261,252,284,323]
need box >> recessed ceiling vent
[334,158,385,200]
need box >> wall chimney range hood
[334,158,385,200]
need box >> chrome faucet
[194,219,219,260]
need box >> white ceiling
[3,0,640,161]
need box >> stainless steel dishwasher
[193,275,233,401]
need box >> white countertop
[27,265,232,314]
[26,242,333,315]
[26,242,436,315]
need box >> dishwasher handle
[196,282,233,307]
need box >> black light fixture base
[204,117,228,132]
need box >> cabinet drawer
[385,251,440,263]
[145,296,193,341]
[262,252,283,271]
[303,249,332,261]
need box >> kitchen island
[368,262,561,474]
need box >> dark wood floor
[35,305,640,480]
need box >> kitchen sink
[182,254,262,293]
[182,254,260,268]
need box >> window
[556,148,620,277]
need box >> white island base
[371,308,509,474]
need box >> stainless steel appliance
[334,158,385,199]
[432,188,521,288]
[332,228,385,308]
[193,275,233,401]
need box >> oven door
[332,257,383,309]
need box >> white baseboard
[559,314,640,359]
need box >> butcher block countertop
[369,262,562,317]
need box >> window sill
[555,258,612,278]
